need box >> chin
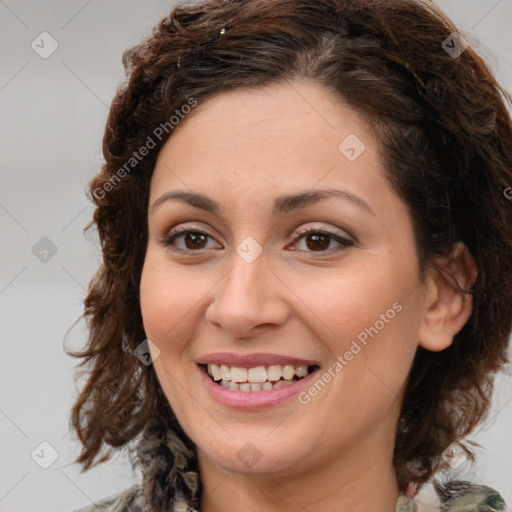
[196,432,312,476]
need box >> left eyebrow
[150,188,374,217]
[272,189,374,216]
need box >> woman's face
[140,80,430,479]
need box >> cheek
[304,266,406,347]
[139,252,198,351]
[305,261,420,394]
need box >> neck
[198,428,400,512]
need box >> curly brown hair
[67,0,512,495]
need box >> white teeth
[267,365,282,381]
[211,363,222,381]
[239,383,251,391]
[273,379,296,389]
[220,365,231,381]
[250,383,262,391]
[296,365,308,378]
[282,365,295,380]
[248,366,267,383]
[231,367,248,383]
[206,363,314,387]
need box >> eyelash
[160,225,354,255]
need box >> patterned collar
[128,417,504,512]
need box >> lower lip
[198,365,319,410]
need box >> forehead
[169,80,368,152]
[151,79,382,191]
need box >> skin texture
[139,79,476,512]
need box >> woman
[68,0,512,510]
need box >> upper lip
[196,352,319,367]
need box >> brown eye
[293,228,354,253]
[304,233,331,251]
[182,232,208,250]
[162,228,221,252]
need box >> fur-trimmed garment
[72,417,507,512]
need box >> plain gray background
[1,1,511,510]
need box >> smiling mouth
[201,363,320,391]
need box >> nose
[205,248,290,338]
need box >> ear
[418,242,478,352]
